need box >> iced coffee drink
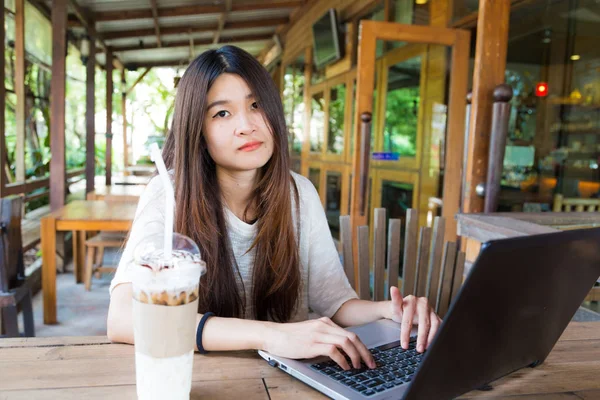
[131,233,206,400]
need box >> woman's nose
[235,112,256,136]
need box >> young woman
[107,45,441,371]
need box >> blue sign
[372,152,400,161]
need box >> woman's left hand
[387,286,442,353]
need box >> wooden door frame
[350,21,470,268]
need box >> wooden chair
[82,194,133,290]
[0,196,35,337]
[553,194,600,212]
[340,208,465,317]
[84,232,125,291]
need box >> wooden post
[0,0,6,198]
[85,38,96,194]
[463,0,510,213]
[105,47,113,186]
[50,0,67,211]
[15,0,25,182]
[122,68,128,173]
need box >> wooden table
[86,184,146,202]
[41,201,137,324]
[1,322,598,399]
[457,213,600,302]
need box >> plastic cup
[131,233,206,400]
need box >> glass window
[498,0,600,212]
[308,167,321,192]
[327,83,346,155]
[283,55,305,155]
[382,57,421,157]
[325,171,342,239]
[310,92,325,153]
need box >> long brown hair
[163,45,300,322]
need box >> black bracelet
[196,312,215,354]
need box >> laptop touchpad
[348,319,413,348]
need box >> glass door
[349,21,470,251]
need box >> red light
[535,82,548,97]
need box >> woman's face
[202,73,274,173]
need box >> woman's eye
[213,110,230,118]
[251,102,259,109]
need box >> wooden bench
[21,205,51,252]
[20,188,86,253]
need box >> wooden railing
[3,168,86,202]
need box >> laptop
[259,227,600,399]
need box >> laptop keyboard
[310,338,423,397]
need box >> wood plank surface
[1,322,598,398]
[264,376,327,399]
[53,201,136,231]
[89,184,145,201]
[0,379,269,400]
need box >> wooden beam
[15,0,25,182]
[105,47,113,186]
[113,33,272,52]
[126,67,151,95]
[124,54,258,69]
[463,0,510,214]
[85,42,96,194]
[121,68,128,173]
[213,0,232,45]
[67,0,124,71]
[50,0,67,211]
[149,0,161,47]
[101,17,288,41]
[91,1,302,22]
[0,0,6,197]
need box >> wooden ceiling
[32,0,307,69]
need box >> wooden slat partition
[402,209,419,296]
[426,216,446,308]
[436,241,458,317]
[415,226,432,298]
[386,219,401,300]
[339,215,354,289]
[357,226,370,300]
[373,208,386,301]
[450,250,466,302]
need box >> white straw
[150,143,174,261]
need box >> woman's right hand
[262,317,376,371]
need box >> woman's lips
[238,141,263,152]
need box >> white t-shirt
[110,171,358,321]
